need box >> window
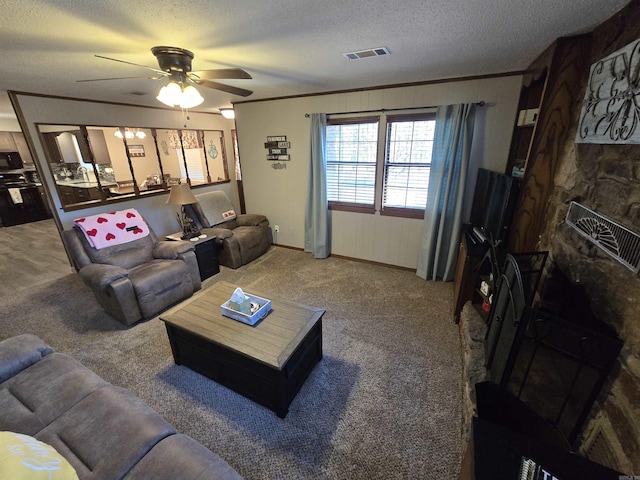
[325,117,379,214]
[382,114,436,218]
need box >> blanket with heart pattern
[73,208,149,249]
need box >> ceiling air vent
[565,201,640,273]
[343,47,391,60]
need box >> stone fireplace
[532,1,640,472]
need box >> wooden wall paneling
[507,35,592,253]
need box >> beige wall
[234,76,522,268]
[11,93,237,237]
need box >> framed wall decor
[128,144,145,157]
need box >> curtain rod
[304,101,485,118]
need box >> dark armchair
[62,214,201,325]
[184,190,271,269]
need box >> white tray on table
[221,293,272,326]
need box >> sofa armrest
[124,434,243,480]
[62,228,93,270]
[201,227,234,244]
[79,263,129,290]
[0,334,53,383]
[153,240,195,259]
[236,214,268,227]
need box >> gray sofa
[0,334,242,480]
[184,190,271,269]
[63,223,201,325]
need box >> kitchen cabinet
[57,185,77,205]
[57,184,102,206]
[0,132,16,150]
[0,131,34,164]
[87,129,111,165]
[0,132,33,165]
[12,132,34,165]
[42,130,110,166]
[38,186,52,216]
[42,133,64,163]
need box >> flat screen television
[469,168,519,246]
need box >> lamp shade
[156,82,183,107]
[166,183,197,205]
[180,85,204,109]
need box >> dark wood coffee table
[160,281,324,418]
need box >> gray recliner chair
[184,190,271,269]
[62,220,201,325]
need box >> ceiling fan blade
[95,55,166,75]
[191,68,252,80]
[195,79,253,97]
[76,75,165,83]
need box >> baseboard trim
[270,244,416,272]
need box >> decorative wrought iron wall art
[576,38,640,144]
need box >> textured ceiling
[0,0,631,114]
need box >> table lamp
[166,183,201,240]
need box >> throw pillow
[0,431,78,480]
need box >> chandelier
[114,128,146,139]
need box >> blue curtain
[417,103,476,281]
[304,113,330,258]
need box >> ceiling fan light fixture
[156,81,183,107]
[179,85,204,109]
[220,108,235,119]
[156,81,203,109]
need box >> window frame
[325,116,380,215]
[37,123,230,211]
[380,112,436,219]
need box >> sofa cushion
[0,432,78,480]
[73,226,155,270]
[0,334,53,383]
[36,385,176,480]
[0,431,78,480]
[194,191,237,226]
[0,353,109,436]
[236,214,267,227]
[232,226,270,264]
[123,434,243,480]
[188,202,211,229]
[128,259,194,318]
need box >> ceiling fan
[77,46,253,108]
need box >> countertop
[56,180,116,189]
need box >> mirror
[38,124,229,208]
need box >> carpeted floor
[0,219,72,296]
[0,245,464,479]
